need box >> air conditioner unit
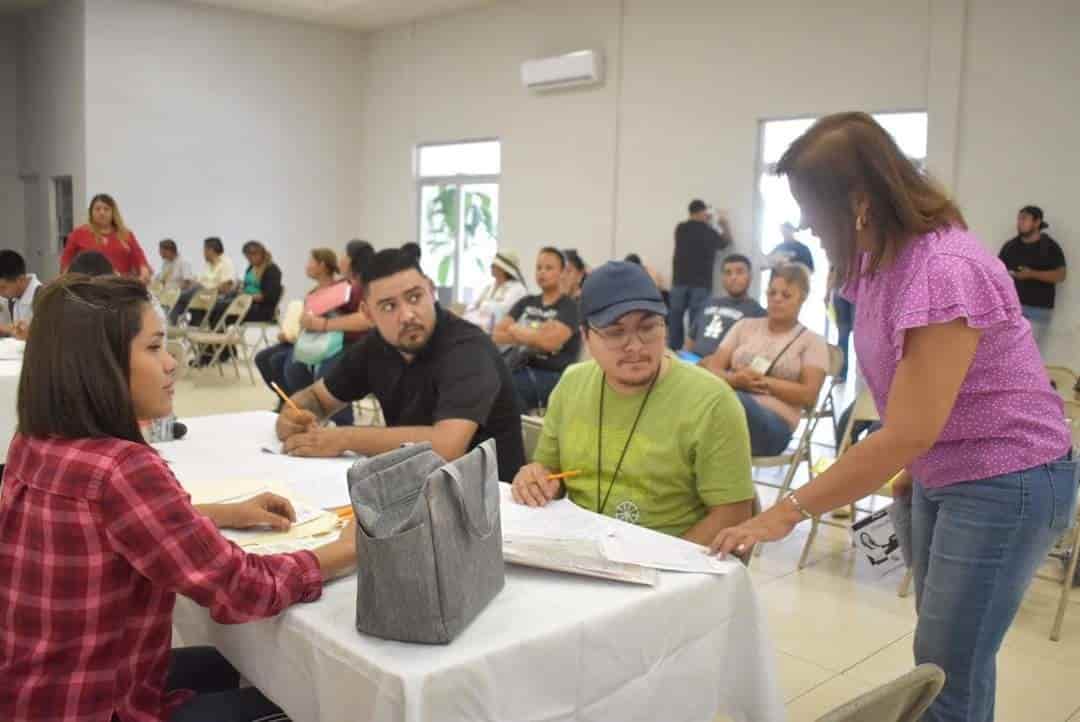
[521,50,603,92]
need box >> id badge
[749,356,771,375]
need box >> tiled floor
[174,372,1080,722]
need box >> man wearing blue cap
[510,261,755,544]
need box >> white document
[601,531,735,576]
[499,485,734,578]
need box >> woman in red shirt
[61,193,153,281]
[0,275,358,722]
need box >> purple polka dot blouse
[843,225,1071,488]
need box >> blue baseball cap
[580,261,668,328]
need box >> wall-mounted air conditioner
[521,50,603,92]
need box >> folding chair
[816,664,945,722]
[170,287,218,371]
[353,395,385,427]
[157,287,181,315]
[752,344,844,555]
[521,414,544,460]
[797,386,882,568]
[1042,400,1080,641]
[186,294,256,384]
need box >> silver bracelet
[786,492,814,520]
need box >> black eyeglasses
[588,317,667,349]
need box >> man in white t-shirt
[153,239,195,291]
[168,236,237,324]
[0,250,43,340]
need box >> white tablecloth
[168,412,785,722]
[0,360,20,464]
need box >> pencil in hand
[270,381,302,415]
[545,470,582,482]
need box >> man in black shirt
[669,199,731,350]
[998,205,1067,353]
[275,248,526,481]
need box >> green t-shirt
[533,357,753,537]
[243,268,260,295]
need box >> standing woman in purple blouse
[711,112,1076,722]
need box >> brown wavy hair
[776,112,965,281]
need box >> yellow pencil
[270,381,302,415]
[546,470,582,482]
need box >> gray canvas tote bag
[347,439,505,644]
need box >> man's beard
[390,324,431,354]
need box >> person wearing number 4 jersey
[686,253,766,357]
[701,264,829,457]
[511,261,754,548]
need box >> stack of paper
[498,485,737,584]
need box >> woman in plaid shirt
[0,275,357,722]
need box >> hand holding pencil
[271,382,319,441]
[510,464,581,508]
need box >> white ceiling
[0,0,503,31]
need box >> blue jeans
[736,391,794,456]
[512,366,562,412]
[1021,304,1051,355]
[166,646,284,722]
[284,349,354,426]
[910,456,1078,722]
[668,285,711,350]
[254,342,293,399]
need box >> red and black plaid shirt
[0,435,323,722]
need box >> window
[416,140,501,303]
[755,111,928,336]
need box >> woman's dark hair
[242,240,267,257]
[564,249,586,273]
[776,112,965,281]
[722,253,753,272]
[346,240,375,280]
[538,246,566,268]
[361,248,423,291]
[203,236,224,255]
[159,239,178,253]
[68,251,115,277]
[17,275,152,444]
[624,253,643,265]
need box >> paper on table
[600,531,736,576]
[499,484,735,576]
[503,536,659,586]
[246,534,339,556]
[216,486,325,526]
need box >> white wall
[16,0,87,278]
[954,0,1080,364]
[354,0,623,267]
[351,0,1078,365]
[82,0,364,300]
[0,19,25,258]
